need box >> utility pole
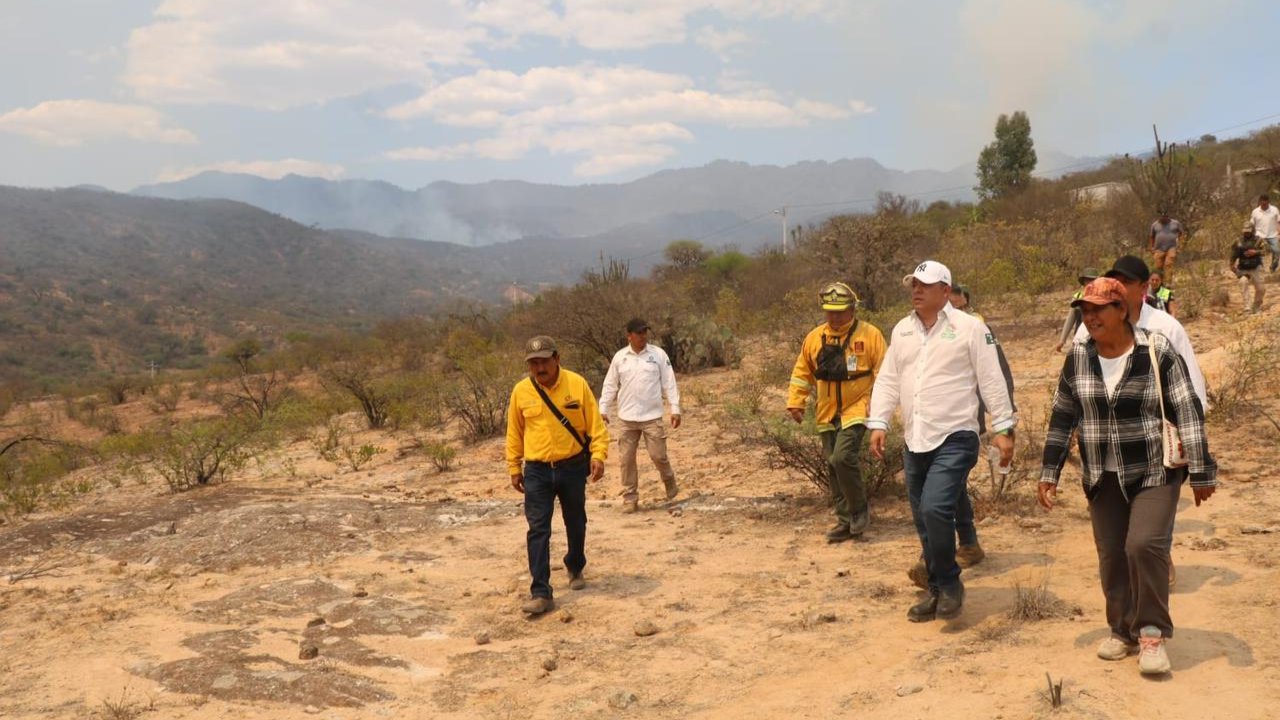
[147,360,158,379]
[773,207,788,254]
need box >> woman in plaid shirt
[1038,278,1216,676]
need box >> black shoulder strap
[529,378,590,451]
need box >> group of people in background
[1141,195,1278,318]
[502,198,1264,675]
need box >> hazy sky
[1,0,1275,191]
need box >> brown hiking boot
[622,500,639,514]
[521,596,554,616]
[956,543,986,568]
[825,524,854,543]
[568,572,586,591]
[907,559,928,590]
[663,477,679,501]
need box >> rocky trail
[2,279,1279,719]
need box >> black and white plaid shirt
[1041,328,1216,490]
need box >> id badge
[846,354,858,373]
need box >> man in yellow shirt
[506,336,608,616]
[787,282,887,542]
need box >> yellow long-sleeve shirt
[506,368,609,476]
[787,318,887,432]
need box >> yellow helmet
[819,282,859,311]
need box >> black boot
[907,594,938,622]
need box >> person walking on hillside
[1148,209,1184,280]
[506,336,608,616]
[787,282,887,542]
[868,261,1015,621]
[902,284,1016,588]
[1072,255,1209,588]
[1250,194,1280,272]
[1055,268,1101,352]
[1144,272,1177,318]
[600,318,681,513]
[1039,277,1216,675]
[1230,221,1267,313]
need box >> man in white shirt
[1073,255,1207,409]
[868,261,1015,623]
[1250,194,1280,272]
[600,318,681,513]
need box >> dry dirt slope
[2,280,1279,720]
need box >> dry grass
[1008,575,1073,622]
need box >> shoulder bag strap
[1147,339,1168,429]
[529,378,590,451]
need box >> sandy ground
[2,277,1279,720]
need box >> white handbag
[1147,340,1189,468]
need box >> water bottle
[989,444,1011,475]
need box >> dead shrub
[1008,575,1072,622]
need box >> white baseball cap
[903,260,952,288]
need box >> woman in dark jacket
[1038,277,1216,676]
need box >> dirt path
[2,282,1279,719]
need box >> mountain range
[133,151,1102,254]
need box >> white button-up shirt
[867,304,1016,452]
[599,343,681,423]
[1073,302,1207,409]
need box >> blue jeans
[957,485,978,546]
[523,455,589,599]
[904,431,980,592]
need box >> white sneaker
[1097,636,1137,661]
[1138,626,1171,674]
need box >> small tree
[976,111,1038,201]
[664,240,711,269]
[220,338,291,420]
[147,417,262,492]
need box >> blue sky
[1,0,1276,191]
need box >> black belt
[526,451,589,468]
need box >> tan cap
[524,335,557,360]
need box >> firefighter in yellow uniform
[787,282,887,542]
[506,336,608,616]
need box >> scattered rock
[1018,518,1043,529]
[474,632,491,646]
[298,644,319,660]
[353,587,369,598]
[1191,537,1228,551]
[895,684,924,697]
[1241,525,1279,535]
[835,568,850,578]
[306,617,326,628]
[805,611,838,626]
[633,620,659,637]
[767,629,784,640]
[558,610,574,624]
[670,508,684,518]
[784,577,803,589]
[608,689,638,710]
[541,656,558,672]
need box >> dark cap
[523,335,557,360]
[1104,255,1150,283]
[625,318,650,334]
[1077,267,1100,285]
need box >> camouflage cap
[524,335,558,360]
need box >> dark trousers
[956,485,978,546]
[523,455,589,599]
[904,431,980,592]
[820,424,867,526]
[1088,470,1182,641]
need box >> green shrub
[423,440,457,472]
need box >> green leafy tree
[976,111,1038,200]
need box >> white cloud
[847,100,875,115]
[385,64,866,174]
[156,158,346,182]
[120,0,846,109]
[123,0,484,109]
[0,100,196,147]
[696,26,751,60]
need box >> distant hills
[0,187,533,389]
[133,152,1102,251]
